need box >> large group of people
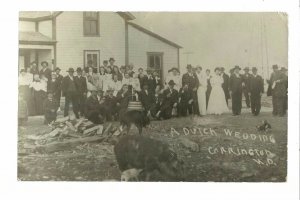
[18,56,288,125]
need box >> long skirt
[207,86,229,115]
[32,90,47,116]
[197,86,207,115]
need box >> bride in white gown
[207,68,229,115]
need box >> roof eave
[128,22,182,49]
[117,12,136,21]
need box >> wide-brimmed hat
[103,60,108,64]
[234,65,241,70]
[109,58,115,62]
[41,61,48,66]
[168,80,176,86]
[67,68,75,72]
[186,64,192,69]
[272,64,278,69]
[168,67,180,73]
[252,67,258,71]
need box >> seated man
[178,84,194,116]
[85,89,106,124]
[43,93,59,124]
[156,80,178,120]
[104,89,121,121]
[139,84,154,115]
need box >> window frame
[83,50,100,69]
[83,12,100,37]
[147,52,164,70]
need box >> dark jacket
[182,73,198,90]
[61,76,78,96]
[242,73,251,91]
[178,88,193,104]
[229,73,243,93]
[140,89,154,110]
[147,75,156,92]
[222,73,230,99]
[162,88,179,107]
[138,75,148,90]
[249,74,264,95]
[40,67,52,82]
[43,98,59,113]
[74,76,87,94]
[269,71,287,97]
[48,80,62,98]
[85,95,100,116]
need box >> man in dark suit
[178,84,193,116]
[146,70,156,93]
[249,67,264,116]
[53,67,63,104]
[182,64,199,114]
[205,69,212,108]
[138,68,148,90]
[220,67,230,105]
[269,65,288,116]
[75,67,87,117]
[40,61,52,90]
[242,67,251,108]
[139,84,154,114]
[61,68,79,118]
[157,80,178,119]
[229,65,243,115]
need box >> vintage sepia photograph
[18,11,288,182]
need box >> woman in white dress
[207,67,229,115]
[195,66,207,116]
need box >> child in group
[43,92,59,125]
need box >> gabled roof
[19,11,63,21]
[128,22,182,49]
[117,12,136,20]
[19,31,56,45]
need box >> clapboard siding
[38,20,52,38]
[19,21,35,32]
[128,25,178,81]
[56,12,126,74]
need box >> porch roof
[19,31,56,45]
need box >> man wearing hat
[249,67,264,116]
[109,58,117,70]
[268,65,287,116]
[220,67,230,105]
[85,88,106,124]
[61,68,80,119]
[75,67,87,117]
[29,61,39,75]
[40,61,52,89]
[242,67,251,108]
[158,80,179,119]
[182,64,199,115]
[166,67,181,91]
[229,65,243,115]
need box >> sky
[131,12,288,77]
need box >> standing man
[229,65,243,116]
[269,65,287,116]
[40,61,52,90]
[205,69,212,108]
[75,67,87,117]
[109,58,117,69]
[182,64,198,115]
[249,67,264,116]
[242,67,251,108]
[54,67,63,104]
[61,68,79,119]
[140,84,154,115]
[220,67,230,105]
[146,70,156,94]
[102,60,109,72]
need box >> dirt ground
[17,96,287,182]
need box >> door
[147,52,163,84]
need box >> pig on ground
[114,135,185,181]
[119,110,150,135]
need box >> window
[83,12,99,36]
[84,50,100,69]
[147,52,163,69]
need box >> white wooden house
[19,11,182,80]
